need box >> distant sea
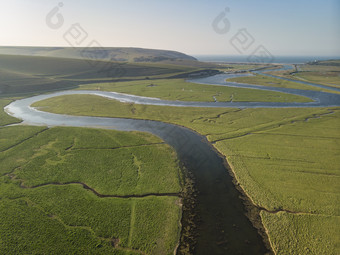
[194,55,340,64]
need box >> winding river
[4,65,340,254]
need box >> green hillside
[0,46,197,63]
[0,54,202,96]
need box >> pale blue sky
[1,0,339,56]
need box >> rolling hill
[0,54,212,96]
[0,46,197,63]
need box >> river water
[4,66,340,254]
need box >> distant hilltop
[0,46,197,63]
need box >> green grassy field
[0,99,21,126]
[0,54,189,78]
[0,54,203,96]
[0,125,183,254]
[78,78,311,103]
[265,60,340,89]
[214,110,340,254]
[215,63,272,72]
[0,46,197,63]
[33,94,340,254]
[2,53,339,254]
[0,54,311,102]
[261,211,339,255]
[32,94,319,136]
[228,73,340,94]
[293,71,340,88]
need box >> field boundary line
[20,181,181,199]
[0,128,49,153]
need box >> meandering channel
[5,65,340,254]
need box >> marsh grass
[0,126,182,254]
[33,94,340,254]
[0,99,21,126]
[78,78,311,103]
[228,73,339,94]
[294,71,340,88]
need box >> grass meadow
[0,99,21,126]
[34,94,340,254]
[264,60,340,90]
[293,71,340,88]
[228,73,340,94]
[0,125,182,254]
[78,78,311,103]
[2,56,339,254]
[0,54,199,96]
[216,63,270,71]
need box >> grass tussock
[34,94,340,254]
[0,126,182,254]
